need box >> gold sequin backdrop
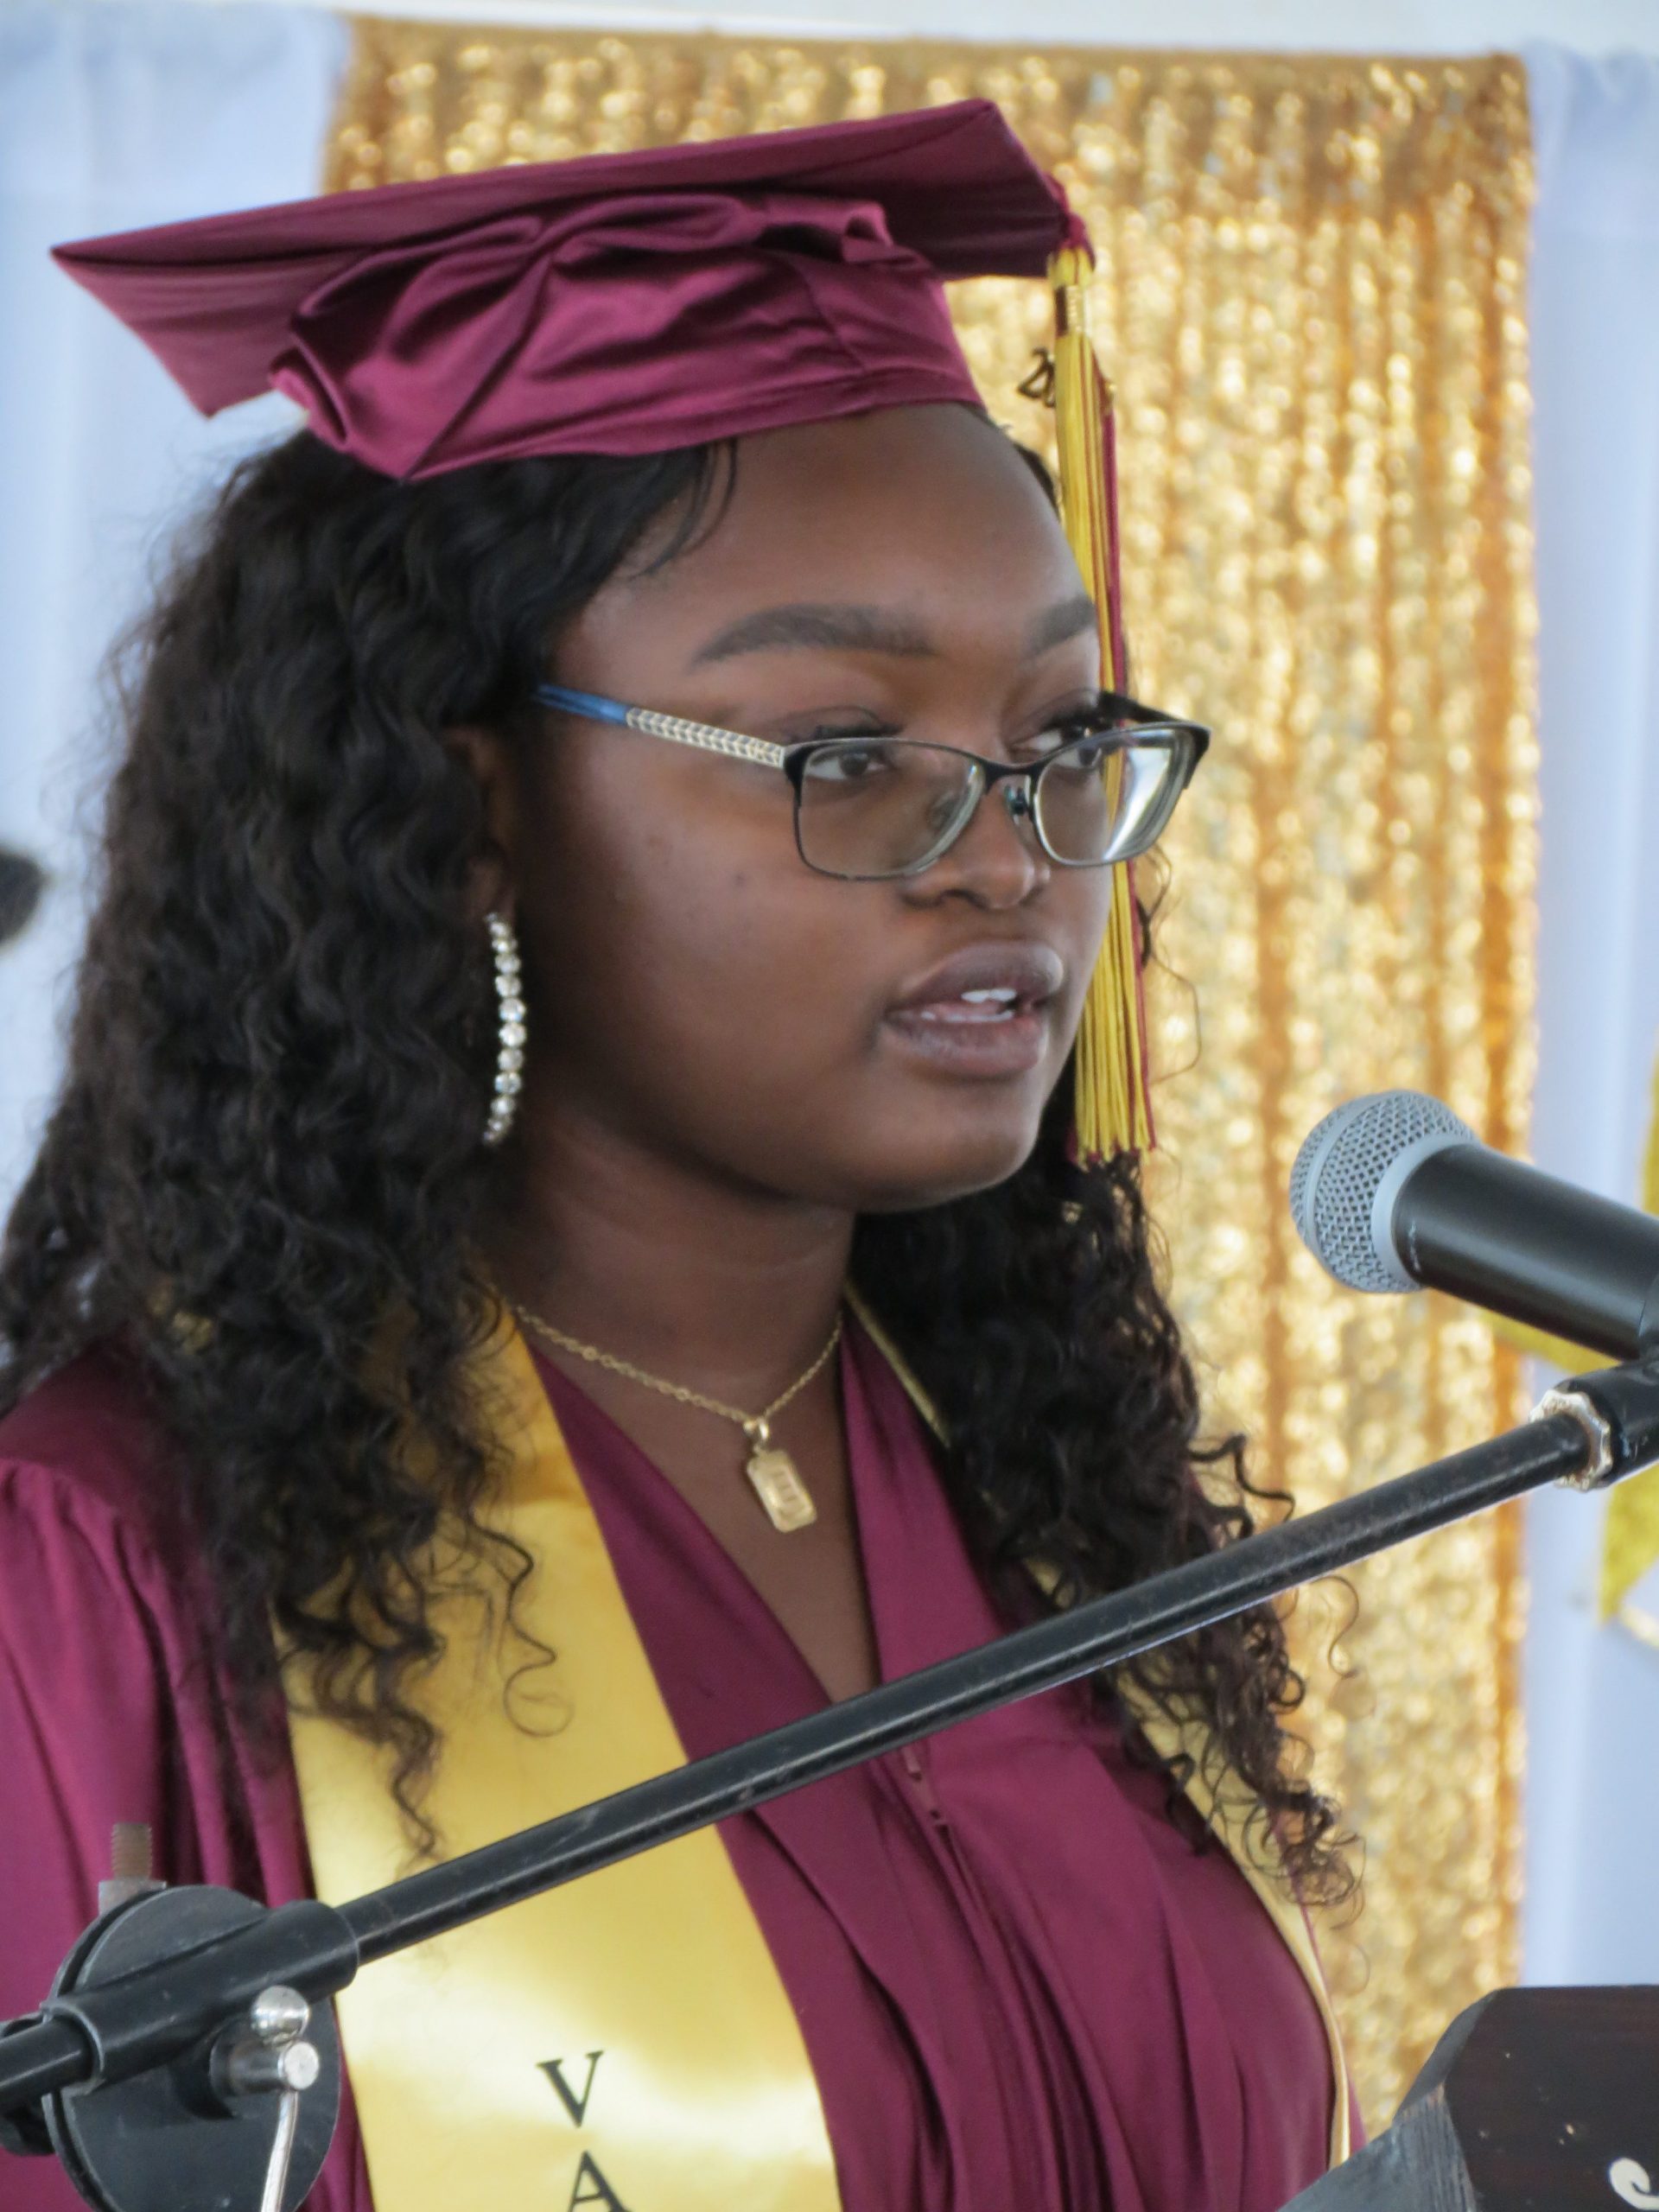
[328,28,1537,2127]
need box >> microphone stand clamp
[1532,1382,1617,1489]
[1529,1353,1659,1492]
[22,1884,341,2212]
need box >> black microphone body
[1290,1090,1659,1361]
[1398,1144,1659,1360]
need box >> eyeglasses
[532,682,1210,883]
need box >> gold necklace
[512,1302,842,1534]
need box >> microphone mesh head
[1289,1090,1476,1292]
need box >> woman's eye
[1022,718,1106,764]
[1014,696,1116,760]
[1062,730,1113,771]
[801,741,899,783]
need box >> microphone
[1289,1090,1659,1361]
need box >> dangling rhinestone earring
[482,911,524,1148]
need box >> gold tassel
[1045,244,1154,1158]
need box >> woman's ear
[444,723,518,922]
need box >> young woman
[0,102,1352,2212]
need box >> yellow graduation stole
[288,1319,842,2212]
[287,1313,1351,2211]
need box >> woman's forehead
[588,411,1085,659]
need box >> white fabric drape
[1522,43,1659,1983]
[0,0,346,1217]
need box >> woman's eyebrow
[1027,593,1101,657]
[690,593,1100,667]
[690,603,935,664]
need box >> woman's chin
[842,1110,1049,1215]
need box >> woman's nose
[911,773,1049,909]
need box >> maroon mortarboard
[53,100,1081,480]
[54,98,1154,1158]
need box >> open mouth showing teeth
[912,988,1023,1024]
[888,944,1064,1046]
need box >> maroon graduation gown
[0,1328,1340,2209]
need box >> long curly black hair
[0,428,1347,1894]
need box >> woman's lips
[885,1004,1052,1074]
[883,943,1065,1077]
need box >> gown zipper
[899,1743,950,1829]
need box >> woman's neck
[483,1106,856,1408]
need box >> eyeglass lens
[1033,737,1187,864]
[794,732,1191,880]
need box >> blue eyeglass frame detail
[531,681,1211,874]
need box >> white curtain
[1522,44,1659,1983]
[0,0,346,1217]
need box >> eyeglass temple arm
[533,683,789,770]
[536,683,1204,785]
[534,683,633,727]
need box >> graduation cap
[54,99,1151,1154]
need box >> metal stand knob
[210,1987,321,2212]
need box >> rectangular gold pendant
[746,1445,817,1533]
